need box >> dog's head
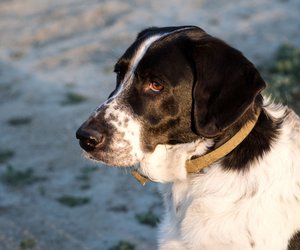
[76,26,265,180]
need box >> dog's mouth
[82,151,99,161]
[81,147,141,168]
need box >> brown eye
[149,82,164,92]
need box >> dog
[76,26,300,249]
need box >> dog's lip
[82,151,141,169]
[82,151,99,161]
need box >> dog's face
[76,26,265,172]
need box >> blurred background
[0,0,299,249]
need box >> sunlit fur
[156,100,300,249]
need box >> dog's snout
[76,127,105,152]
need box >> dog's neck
[133,109,261,185]
[134,138,212,184]
[186,110,260,174]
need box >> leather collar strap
[132,110,261,185]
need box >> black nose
[76,127,105,152]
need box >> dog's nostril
[80,137,100,151]
[84,136,98,147]
[76,128,105,152]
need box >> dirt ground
[0,0,300,249]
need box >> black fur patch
[288,231,300,250]
[191,35,266,138]
[220,108,284,171]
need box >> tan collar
[131,110,261,185]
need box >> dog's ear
[191,35,266,137]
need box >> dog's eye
[149,82,164,92]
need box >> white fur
[105,100,144,162]
[139,139,214,183]
[139,101,300,250]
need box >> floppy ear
[192,35,266,137]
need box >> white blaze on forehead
[125,27,195,84]
[107,27,196,102]
[106,34,165,102]
[126,34,164,79]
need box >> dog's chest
[159,161,300,249]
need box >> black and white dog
[76,26,300,249]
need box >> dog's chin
[83,151,139,168]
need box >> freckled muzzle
[76,101,143,167]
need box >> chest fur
[158,127,300,249]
